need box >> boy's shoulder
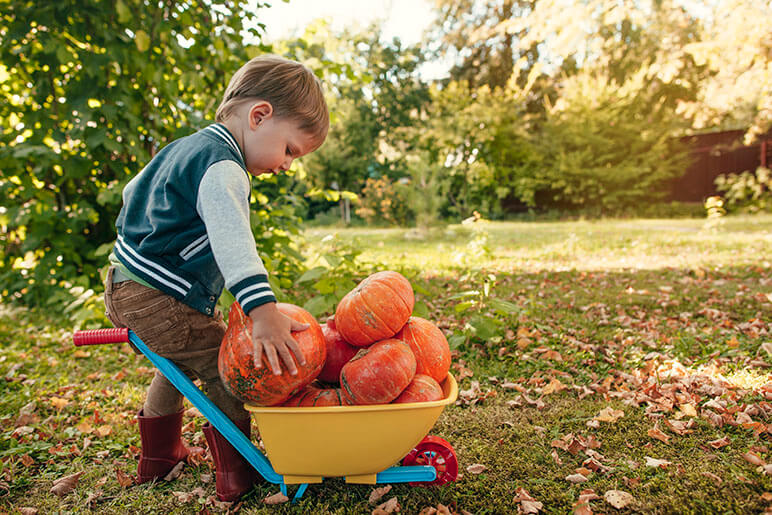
[162,124,245,169]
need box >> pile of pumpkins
[218,271,451,407]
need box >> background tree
[0,1,299,309]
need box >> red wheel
[402,435,458,486]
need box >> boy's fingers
[285,336,306,366]
[290,320,310,331]
[253,340,263,368]
[276,342,298,376]
[264,343,282,375]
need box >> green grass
[2,214,772,513]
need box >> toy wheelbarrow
[72,328,459,502]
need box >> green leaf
[135,30,151,52]
[303,295,333,317]
[454,301,476,313]
[322,254,342,267]
[297,266,326,283]
[412,300,429,318]
[487,298,519,314]
[116,0,132,23]
[447,290,480,301]
[447,333,466,350]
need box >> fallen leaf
[50,471,84,496]
[679,403,698,417]
[604,489,634,509]
[418,508,437,515]
[566,473,588,484]
[645,457,671,468]
[164,461,185,481]
[18,508,38,515]
[263,492,289,505]
[743,452,765,466]
[702,471,722,485]
[373,497,400,514]
[50,397,69,410]
[77,420,94,434]
[115,468,134,487]
[514,488,543,514]
[435,504,451,515]
[708,436,730,449]
[593,406,624,424]
[648,424,671,444]
[369,485,392,504]
[543,378,567,395]
[466,463,487,474]
[95,425,112,437]
[20,454,34,467]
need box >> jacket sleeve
[197,160,276,313]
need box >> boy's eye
[286,147,293,156]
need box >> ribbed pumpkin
[335,271,414,347]
[393,374,444,404]
[317,317,359,384]
[340,338,416,405]
[395,316,451,383]
[218,302,326,406]
[283,385,344,407]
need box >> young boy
[103,55,328,502]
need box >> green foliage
[446,271,519,350]
[0,1,306,309]
[514,70,690,212]
[295,234,364,317]
[355,176,414,226]
[715,167,772,213]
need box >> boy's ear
[248,101,274,129]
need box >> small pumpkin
[283,385,344,406]
[395,316,451,383]
[335,271,414,347]
[317,317,359,384]
[340,338,416,405]
[393,374,444,403]
[218,302,326,406]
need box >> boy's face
[243,111,321,177]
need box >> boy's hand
[248,303,309,375]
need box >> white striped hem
[240,289,275,308]
[208,125,243,161]
[180,234,209,260]
[116,236,192,294]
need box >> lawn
[1,214,772,514]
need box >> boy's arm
[197,161,307,374]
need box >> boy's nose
[280,157,293,171]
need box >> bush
[355,176,415,226]
[715,167,772,213]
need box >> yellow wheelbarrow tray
[245,373,458,485]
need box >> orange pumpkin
[218,302,326,406]
[317,317,359,384]
[340,338,416,405]
[283,385,344,406]
[395,316,451,383]
[335,271,414,347]
[393,374,444,403]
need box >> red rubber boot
[136,409,190,483]
[203,418,260,502]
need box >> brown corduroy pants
[103,267,248,421]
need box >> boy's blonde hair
[216,55,329,140]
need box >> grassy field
[1,214,772,514]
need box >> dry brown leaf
[95,425,112,437]
[373,497,400,514]
[573,490,599,515]
[566,473,588,484]
[18,508,38,515]
[20,454,34,467]
[648,425,671,444]
[466,463,487,474]
[50,471,84,496]
[76,420,94,434]
[702,471,722,485]
[708,436,731,449]
[542,378,567,395]
[263,492,290,505]
[369,485,392,504]
[418,508,437,515]
[743,452,765,466]
[604,489,634,509]
[645,457,671,468]
[594,406,624,424]
[435,503,451,515]
[115,468,134,487]
[163,461,185,481]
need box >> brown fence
[669,129,772,202]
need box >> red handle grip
[73,328,130,346]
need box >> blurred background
[1,0,770,315]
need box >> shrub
[355,176,415,226]
[715,167,772,213]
